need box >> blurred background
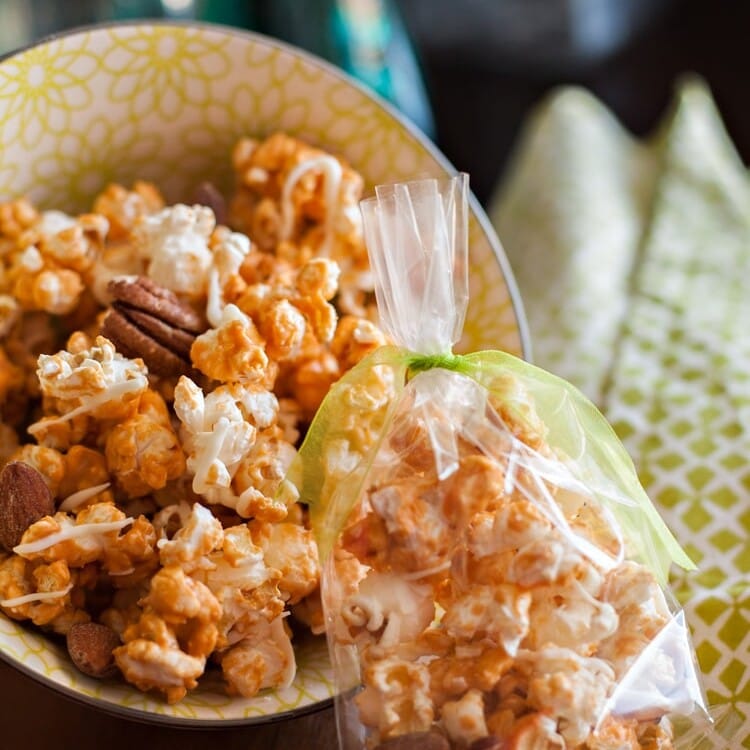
[0,0,747,205]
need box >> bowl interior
[0,22,527,725]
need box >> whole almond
[469,737,506,750]
[67,622,121,679]
[375,732,450,750]
[0,461,55,551]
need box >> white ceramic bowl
[0,22,528,726]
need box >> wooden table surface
[0,658,338,750]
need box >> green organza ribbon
[287,345,695,585]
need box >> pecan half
[101,277,205,377]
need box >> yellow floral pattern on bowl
[0,23,527,725]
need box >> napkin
[491,78,750,745]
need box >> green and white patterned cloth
[492,79,750,747]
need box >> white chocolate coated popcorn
[135,204,215,298]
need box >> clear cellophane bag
[288,175,709,750]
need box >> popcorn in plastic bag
[287,175,708,749]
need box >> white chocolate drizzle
[280,155,342,256]
[14,518,134,556]
[1,584,73,608]
[59,482,111,512]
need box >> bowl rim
[0,19,530,361]
[0,641,333,728]
[0,19,532,726]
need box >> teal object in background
[222,0,436,137]
[239,0,436,138]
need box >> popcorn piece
[502,713,566,750]
[89,242,143,305]
[226,380,280,429]
[462,500,574,588]
[251,522,319,605]
[115,565,221,703]
[134,204,215,298]
[440,689,489,746]
[236,257,340,361]
[636,719,674,750]
[190,304,271,385]
[344,477,452,574]
[330,315,388,372]
[0,555,84,629]
[596,562,672,678]
[428,647,511,708]
[143,565,221,657]
[282,346,340,421]
[92,181,164,242]
[486,373,548,451]
[294,548,367,637]
[440,583,531,657]
[355,657,434,740]
[174,377,292,518]
[198,523,283,648]
[257,297,306,362]
[153,506,282,647]
[17,265,78,314]
[58,446,113,510]
[6,210,108,315]
[156,502,223,572]
[14,502,134,568]
[229,133,363,252]
[291,257,340,343]
[441,455,506,529]
[114,614,206,704]
[29,336,149,447]
[341,570,434,650]
[173,375,256,496]
[0,197,39,239]
[221,615,295,697]
[290,590,325,636]
[230,427,297,522]
[37,213,108,275]
[526,577,619,655]
[520,646,616,746]
[102,514,159,587]
[587,716,640,750]
[105,389,185,497]
[205,227,252,327]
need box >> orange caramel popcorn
[323,373,690,749]
[0,132,386,703]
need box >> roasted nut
[0,461,55,551]
[374,732,450,750]
[67,622,121,678]
[469,737,506,750]
[108,276,204,333]
[101,277,205,376]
